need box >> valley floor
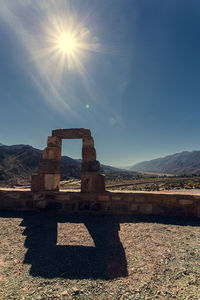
[2,173,200,193]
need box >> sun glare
[44,13,101,74]
[56,32,78,55]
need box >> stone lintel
[52,128,91,139]
[47,136,62,147]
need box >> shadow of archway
[1,210,199,280]
[20,214,128,280]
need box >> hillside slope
[130,151,200,174]
[0,144,81,185]
[0,144,117,185]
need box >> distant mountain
[0,143,4,146]
[75,158,118,172]
[130,151,200,175]
[0,144,117,185]
[0,144,43,185]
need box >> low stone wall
[0,190,200,218]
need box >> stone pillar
[31,136,61,191]
[81,136,105,193]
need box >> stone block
[122,194,135,202]
[26,200,34,209]
[38,159,60,174]
[3,191,20,200]
[0,198,14,209]
[164,206,185,217]
[98,195,110,201]
[152,206,165,215]
[81,160,100,172]
[81,173,105,193]
[78,201,90,210]
[184,206,195,217]
[163,197,177,206]
[91,202,102,211]
[31,174,45,191]
[131,203,138,211]
[21,192,33,200]
[70,193,84,202]
[42,147,61,160]
[47,136,62,147]
[82,147,96,162]
[139,204,153,214]
[197,205,200,218]
[95,174,105,193]
[135,194,145,203]
[103,203,112,211]
[13,199,26,210]
[52,128,91,139]
[56,193,70,201]
[112,202,129,213]
[45,193,56,200]
[112,195,122,201]
[81,173,93,193]
[63,202,76,211]
[147,195,163,205]
[44,174,60,191]
[82,136,94,148]
[46,201,62,210]
[179,199,194,205]
[35,200,47,209]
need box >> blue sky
[0,0,200,167]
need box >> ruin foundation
[0,190,200,218]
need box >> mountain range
[1,143,200,185]
[130,150,200,175]
[0,143,115,186]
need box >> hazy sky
[0,0,200,167]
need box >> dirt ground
[0,211,200,300]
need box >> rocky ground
[0,211,200,299]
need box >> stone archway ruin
[31,128,105,193]
[1,127,200,218]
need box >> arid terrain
[0,211,200,299]
[1,171,200,299]
[104,171,200,192]
[59,171,200,194]
[3,171,200,194]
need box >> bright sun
[45,15,101,72]
[56,32,78,55]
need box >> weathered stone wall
[0,190,199,218]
